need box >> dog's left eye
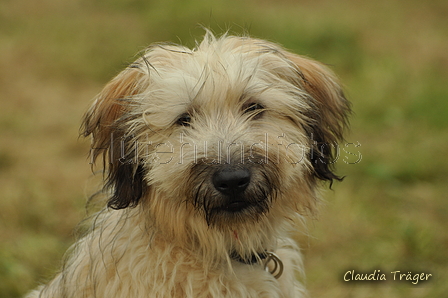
[244,103,264,118]
[176,113,191,126]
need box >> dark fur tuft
[280,52,351,186]
[81,66,149,209]
[106,163,147,209]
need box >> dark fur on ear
[285,53,351,185]
[81,66,149,209]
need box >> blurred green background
[1,0,447,297]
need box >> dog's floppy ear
[81,66,149,209]
[286,54,351,184]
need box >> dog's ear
[285,54,351,184]
[81,67,149,209]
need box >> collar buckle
[263,251,284,279]
[230,250,284,279]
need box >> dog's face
[82,34,349,254]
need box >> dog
[26,32,350,298]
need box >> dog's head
[82,33,350,242]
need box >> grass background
[1,0,447,297]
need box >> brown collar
[230,250,268,265]
[230,250,284,279]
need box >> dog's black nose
[212,167,251,196]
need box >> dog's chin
[205,197,270,227]
[221,200,252,212]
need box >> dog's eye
[176,113,191,126]
[244,103,264,119]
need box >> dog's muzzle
[188,160,277,226]
[212,166,251,212]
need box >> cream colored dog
[26,32,350,298]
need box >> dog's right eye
[176,113,191,126]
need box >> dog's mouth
[210,196,269,218]
[221,200,251,213]
[202,194,272,227]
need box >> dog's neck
[230,250,284,279]
[230,250,268,265]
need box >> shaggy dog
[26,32,350,298]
